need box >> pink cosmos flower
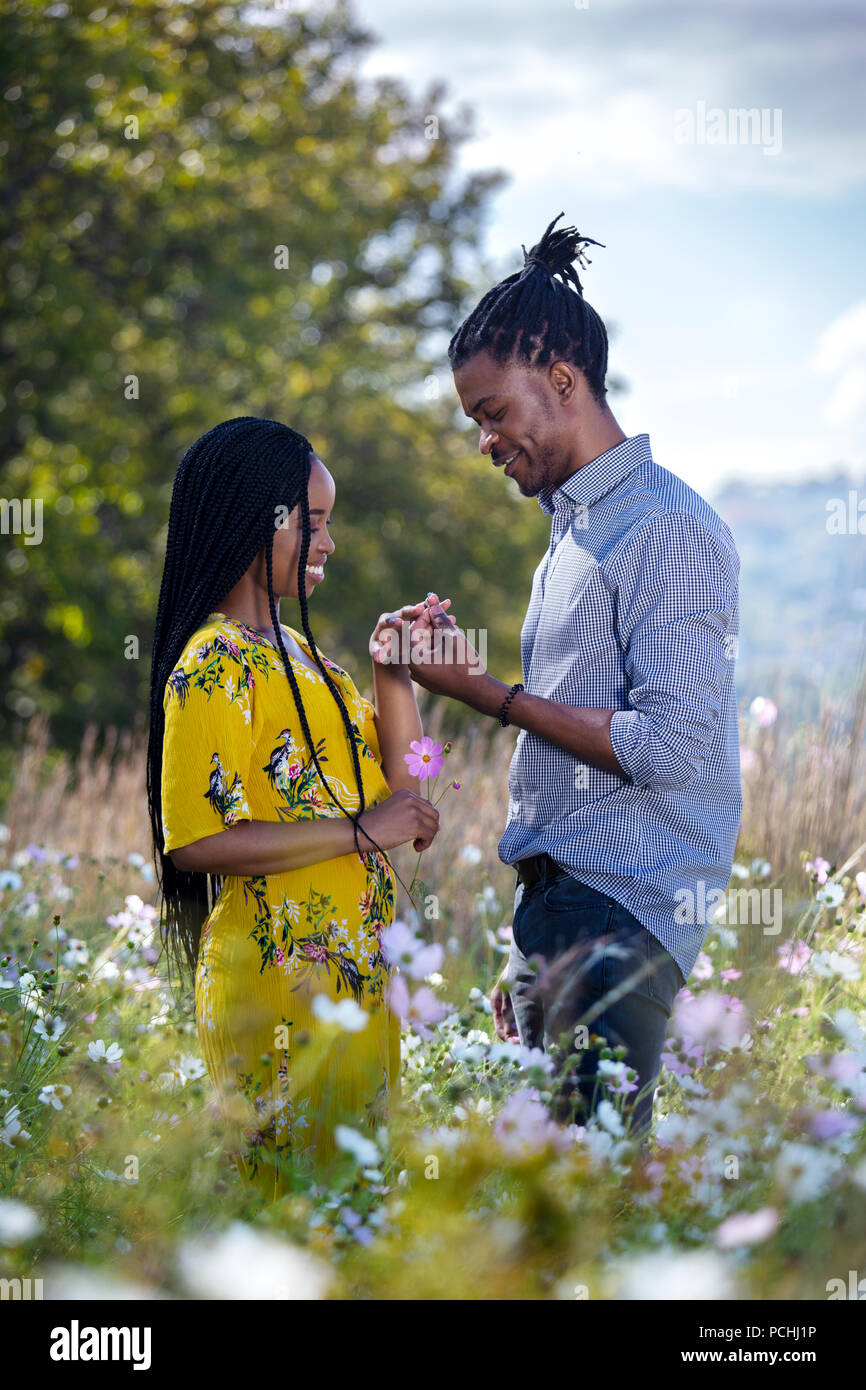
[661,1041,706,1076]
[806,1052,863,1085]
[671,991,749,1051]
[493,1088,569,1159]
[677,1155,703,1182]
[692,952,714,981]
[777,939,812,974]
[380,921,443,979]
[714,1207,778,1249]
[720,968,742,981]
[403,737,444,781]
[388,975,449,1039]
[808,1109,862,1140]
[856,872,866,901]
[597,1059,638,1096]
[805,857,831,885]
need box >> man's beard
[517,443,564,498]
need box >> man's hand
[408,591,502,711]
[491,970,519,1043]
[370,597,454,667]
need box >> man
[408,213,741,1139]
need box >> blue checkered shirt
[498,432,742,985]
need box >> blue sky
[345,0,866,500]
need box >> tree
[0,0,551,790]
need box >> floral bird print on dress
[204,752,249,824]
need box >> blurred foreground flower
[381,920,443,980]
[334,1124,380,1168]
[670,991,749,1052]
[805,856,831,885]
[389,974,449,1040]
[810,950,860,981]
[749,696,777,727]
[493,1087,570,1159]
[312,995,369,1032]
[0,1197,42,1246]
[714,1207,778,1249]
[777,939,812,974]
[615,1249,737,1300]
[176,1221,332,1300]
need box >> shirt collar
[536,432,652,515]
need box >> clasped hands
[369,591,490,706]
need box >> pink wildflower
[403,737,444,781]
[777,939,812,974]
[714,1207,778,1248]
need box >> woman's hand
[357,787,440,852]
[370,597,455,667]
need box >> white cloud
[359,0,866,198]
[813,301,866,373]
[813,301,866,431]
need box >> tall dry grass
[3,673,866,949]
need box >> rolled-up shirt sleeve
[608,511,738,791]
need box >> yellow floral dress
[160,610,399,1199]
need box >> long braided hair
[448,212,609,403]
[147,416,391,985]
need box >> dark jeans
[506,858,682,1141]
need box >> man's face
[453,350,575,498]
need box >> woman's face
[263,454,336,600]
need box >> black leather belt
[514,852,566,888]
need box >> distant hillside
[713,472,866,705]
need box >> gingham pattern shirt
[498,433,742,985]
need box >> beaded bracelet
[497,682,524,727]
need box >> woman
[147,416,446,1200]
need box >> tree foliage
[0,0,551,779]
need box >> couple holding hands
[148,215,741,1198]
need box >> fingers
[409,792,439,850]
[424,591,458,631]
[491,989,509,1041]
[411,597,454,631]
[491,982,519,1042]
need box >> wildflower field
[1,686,866,1303]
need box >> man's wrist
[467,673,513,719]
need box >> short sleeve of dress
[161,636,255,854]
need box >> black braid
[448,212,610,403]
[147,416,402,988]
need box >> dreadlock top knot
[520,211,605,296]
[449,211,611,404]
